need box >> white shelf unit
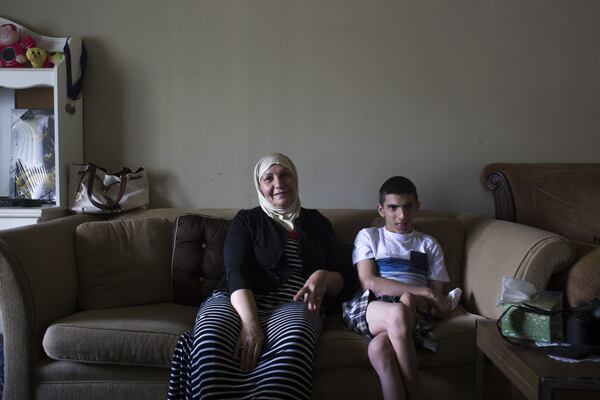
[0,17,83,228]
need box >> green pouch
[500,290,563,343]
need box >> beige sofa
[0,208,576,400]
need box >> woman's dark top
[224,207,353,308]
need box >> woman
[168,153,346,400]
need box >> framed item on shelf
[9,108,55,203]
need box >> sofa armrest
[458,214,574,319]
[0,214,98,400]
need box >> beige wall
[3,0,599,215]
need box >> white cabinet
[0,17,83,229]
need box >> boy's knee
[388,304,415,338]
[368,334,395,367]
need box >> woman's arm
[293,269,343,312]
[230,288,263,372]
[224,211,264,371]
[324,270,343,294]
[224,211,254,293]
[293,211,345,311]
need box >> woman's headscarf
[254,153,301,231]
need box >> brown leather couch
[0,208,576,400]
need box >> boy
[342,176,452,400]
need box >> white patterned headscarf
[254,153,301,232]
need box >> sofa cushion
[43,303,196,367]
[75,218,173,310]
[171,214,231,306]
[371,217,465,290]
[566,247,600,307]
[316,306,482,371]
[418,306,484,367]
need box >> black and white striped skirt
[167,271,323,400]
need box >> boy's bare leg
[368,332,406,400]
[367,301,422,400]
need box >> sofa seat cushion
[315,307,483,371]
[420,306,484,367]
[43,303,196,368]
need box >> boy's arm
[428,280,444,295]
[357,258,436,299]
[357,260,452,315]
[424,238,452,315]
[428,280,452,317]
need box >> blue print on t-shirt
[376,257,428,287]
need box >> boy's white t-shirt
[352,227,450,287]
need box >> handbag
[68,163,149,214]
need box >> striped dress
[167,233,323,400]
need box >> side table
[476,319,600,400]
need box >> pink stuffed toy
[0,23,36,68]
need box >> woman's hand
[230,289,264,371]
[235,319,264,372]
[293,269,329,312]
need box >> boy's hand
[414,296,432,314]
[423,288,452,316]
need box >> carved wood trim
[486,171,515,221]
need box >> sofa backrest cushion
[171,214,231,306]
[371,217,465,290]
[565,247,600,307]
[169,213,360,307]
[75,218,173,310]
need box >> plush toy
[26,47,47,68]
[0,23,36,67]
[47,51,64,67]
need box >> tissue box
[500,290,563,342]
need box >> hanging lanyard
[64,37,87,101]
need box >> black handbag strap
[84,164,127,211]
[64,37,87,101]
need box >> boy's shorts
[342,289,438,352]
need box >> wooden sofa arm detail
[481,163,600,244]
[484,170,515,222]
